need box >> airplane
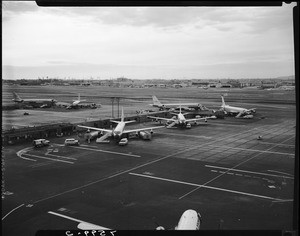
[221,95,256,118]
[77,107,165,143]
[66,93,86,109]
[148,105,215,129]
[157,209,202,230]
[48,209,201,230]
[12,92,57,108]
[150,95,205,111]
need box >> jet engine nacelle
[139,131,152,140]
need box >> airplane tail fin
[221,95,226,107]
[121,107,124,122]
[152,95,162,106]
[12,92,22,102]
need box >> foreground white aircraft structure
[48,209,201,230]
[150,95,203,111]
[78,107,164,143]
[148,106,215,128]
[221,95,256,118]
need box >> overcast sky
[2,1,296,80]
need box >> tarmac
[1,90,296,234]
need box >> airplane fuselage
[113,122,125,139]
[223,105,247,114]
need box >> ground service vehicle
[118,138,128,146]
[33,139,50,147]
[64,138,80,146]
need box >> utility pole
[110,97,115,118]
[116,97,120,118]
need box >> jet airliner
[150,95,205,111]
[48,209,201,230]
[12,92,57,108]
[221,95,256,118]
[77,107,165,143]
[148,106,215,128]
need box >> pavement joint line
[129,172,285,202]
[178,135,295,200]
[22,153,74,164]
[205,165,294,179]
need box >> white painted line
[69,146,141,158]
[80,144,99,148]
[205,165,294,179]
[48,211,111,230]
[2,204,25,220]
[272,199,294,203]
[46,153,77,161]
[267,170,294,177]
[16,147,37,161]
[129,172,285,201]
[22,153,74,164]
[207,144,295,157]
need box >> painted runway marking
[179,135,295,200]
[207,144,295,157]
[16,147,36,161]
[129,172,285,201]
[29,126,270,205]
[2,204,25,220]
[205,165,294,179]
[46,153,77,161]
[267,170,294,177]
[48,211,111,230]
[22,153,74,164]
[69,146,141,158]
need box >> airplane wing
[123,126,165,134]
[186,116,215,123]
[147,116,176,122]
[77,125,112,134]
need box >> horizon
[2,2,296,80]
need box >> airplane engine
[139,131,152,140]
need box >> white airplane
[221,95,256,118]
[12,92,57,108]
[148,106,215,129]
[77,107,165,143]
[157,209,202,230]
[48,209,201,230]
[150,95,204,111]
[67,94,86,109]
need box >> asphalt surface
[2,93,296,235]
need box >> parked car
[118,138,128,146]
[64,138,80,146]
[33,139,50,147]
